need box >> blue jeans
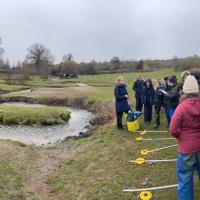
[177,153,200,200]
[167,108,175,120]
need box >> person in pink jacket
[170,75,200,200]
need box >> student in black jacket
[141,79,154,124]
[132,75,144,111]
[164,76,180,121]
[154,79,164,128]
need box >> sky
[0,0,200,65]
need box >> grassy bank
[44,118,199,200]
[0,105,70,125]
[0,82,30,93]
[0,69,198,200]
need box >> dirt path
[23,143,90,200]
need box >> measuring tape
[138,191,153,200]
[140,144,177,155]
[134,130,169,133]
[123,184,178,192]
[141,150,149,156]
[140,130,147,135]
[130,158,177,165]
[135,137,175,142]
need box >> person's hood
[115,83,126,87]
[144,79,153,88]
[182,98,200,116]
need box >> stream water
[0,102,93,146]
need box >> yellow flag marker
[139,191,153,200]
[136,137,143,141]
[135,158,145,165]
[140,149,149,156]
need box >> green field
[0,69,199,200]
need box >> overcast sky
[0,0,200,64]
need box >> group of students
[114,74,182,130]
[114,68,200,200]
[133,74,182,129]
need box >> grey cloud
[0,0,200,64]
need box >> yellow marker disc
[139,191,153,200]
[136,137,143,141]
[140,130,147,135]
[135,157,145,165]
[140,149,149,156]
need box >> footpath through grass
[0,140,38,200]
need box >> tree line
[0,38,200,80]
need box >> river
[0,102,93,146]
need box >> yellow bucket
[127,120,140,132]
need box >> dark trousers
[154,105,161,127]
[135,96,143,112]
[144,104,152,123]
[116,111,128,128]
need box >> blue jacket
[114,84,130,113]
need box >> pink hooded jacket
[170,97,200,153]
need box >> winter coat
[133,80,144,97]
[166,85,180,109]
[162,83,170,107]
[114,84,130,113]
[154,89,164,106]
[141,86,154,106]
[170,98,200,153]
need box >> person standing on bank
[114,76,131,129]
[153,79,164,129]
[162,76,171,127]
[141,79,154,124]
[165,76,179,121]
[170,75,200,200]
[132,75,144,111]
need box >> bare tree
[136,60,144,71]
[0,38,4,66]
[62,53,73,62]
[25,43,54,75]
[111,56,121,71]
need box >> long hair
[180,93,200,102]
[144,79,153,88]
